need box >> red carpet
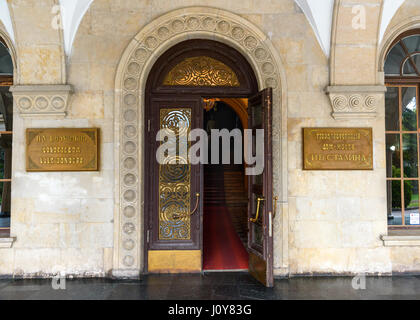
[203,205,249,270]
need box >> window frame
[385,83,420,229]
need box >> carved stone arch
[113,6,287,277]
[378,17,420,82]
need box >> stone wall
[0,0,419,277]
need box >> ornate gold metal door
[145,98,203,273]
[247,88,274,287]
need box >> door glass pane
[251,194,264,247]
[384,43,405,75]
[403,134,418,178]
[387,180,403,226]
[252,104,262,127]
[385,87,399,131]
[402,87,417,131]
[158,108,192,240]
[405,180,419,226]
[386,134,401,178]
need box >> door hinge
[148,119,151,132]
[269,211,272,237]
[147,230,150,243]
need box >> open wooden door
[247,88,274,287]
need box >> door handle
[273,196,278,218]
[172,193,200,220]
[250,197,265,223]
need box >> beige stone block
[30,198,82,224]
[391,247,420,273]
[80,198,114,223]
[57,170,114,199]
[10,198,35,224]
[333,46,377,85]
[12,5,62,44]
[273,38,304,64]
[310,65,329,91]
[264,13,307,38]
[0,250,15,275]
[285,64,309,93]
[347,247,392,274]
[19,46,63,84]
[59,248,104,275]
[240,14,262,27]
[12,223,60,248]
[335,171,385,198]
[59,223,80,248]
[88,63,117,92]
[67,63,90,92]
[360,197,387,221]
[294,197,338,221]
[291,220,339,249]
[287,92,331,119]
[338,221,376,248]
[287,117,315,142]
[289,248,353,274]
[288,170,337,198]
[14,248,61,275]
[335,5,381,45]
[336,197,361,221]
[103,247,113,274]
[78,223,113,248]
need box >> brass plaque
[303,128,373,170]
[26,128,99,172]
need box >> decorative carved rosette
[10,85,73,118]
[326,86,387,120]
[117,9,282,273]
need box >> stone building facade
[0,0,419,279]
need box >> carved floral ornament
[163,56,240,87]
[116,11,282,272]
[9,85,73,118]
[326,86,387,120]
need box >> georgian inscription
[26,128,99,172]
[303,128,373,170]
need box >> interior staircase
[204,164,248,247]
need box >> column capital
[9,84,73,118]
[325,85,387,120]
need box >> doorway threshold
[203,269,248,273]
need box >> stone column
[328,0,386,120]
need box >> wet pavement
[0,272,419,300]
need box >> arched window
[385,30,420,228]
[0,36,13,236]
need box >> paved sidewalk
[0,272,419,300]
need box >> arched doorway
[113,7,285,286]
[143,39,275,286]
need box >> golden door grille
[158,108,192,240]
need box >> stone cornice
[0,237,15,249]
[9,84,73,118]
[325,85,387,120]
